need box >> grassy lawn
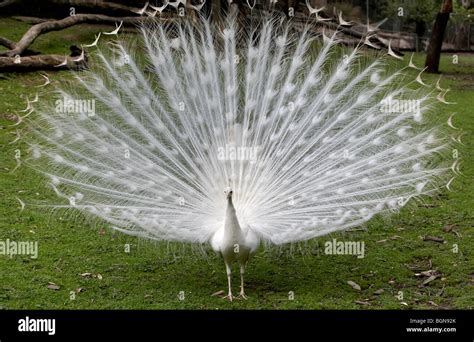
[0,18,473,309]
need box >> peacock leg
[223,263,233,301]
[237,264,248,300]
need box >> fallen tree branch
[50,0,146,14]
[0,0,19,8]
[2,0,146,13]
[0,36,40,56]
[0,54,87,72]
[324,25,401,54]
[0,36,17,49]
[0,14,160,57]
[293,14,402,54]
[10,14,156,25]
[11,16,55,25]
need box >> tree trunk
[425,0,453,73]
[415,20,426,52]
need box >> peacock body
[24,8,455,300]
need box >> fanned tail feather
[25,14,453,245]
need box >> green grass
[0,19,473,309]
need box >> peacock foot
[223,293,234,302]
[237,292,248,300]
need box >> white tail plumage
[26,14,453,250]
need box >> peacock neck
[224,196,242,239]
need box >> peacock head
[224,186,233,199]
